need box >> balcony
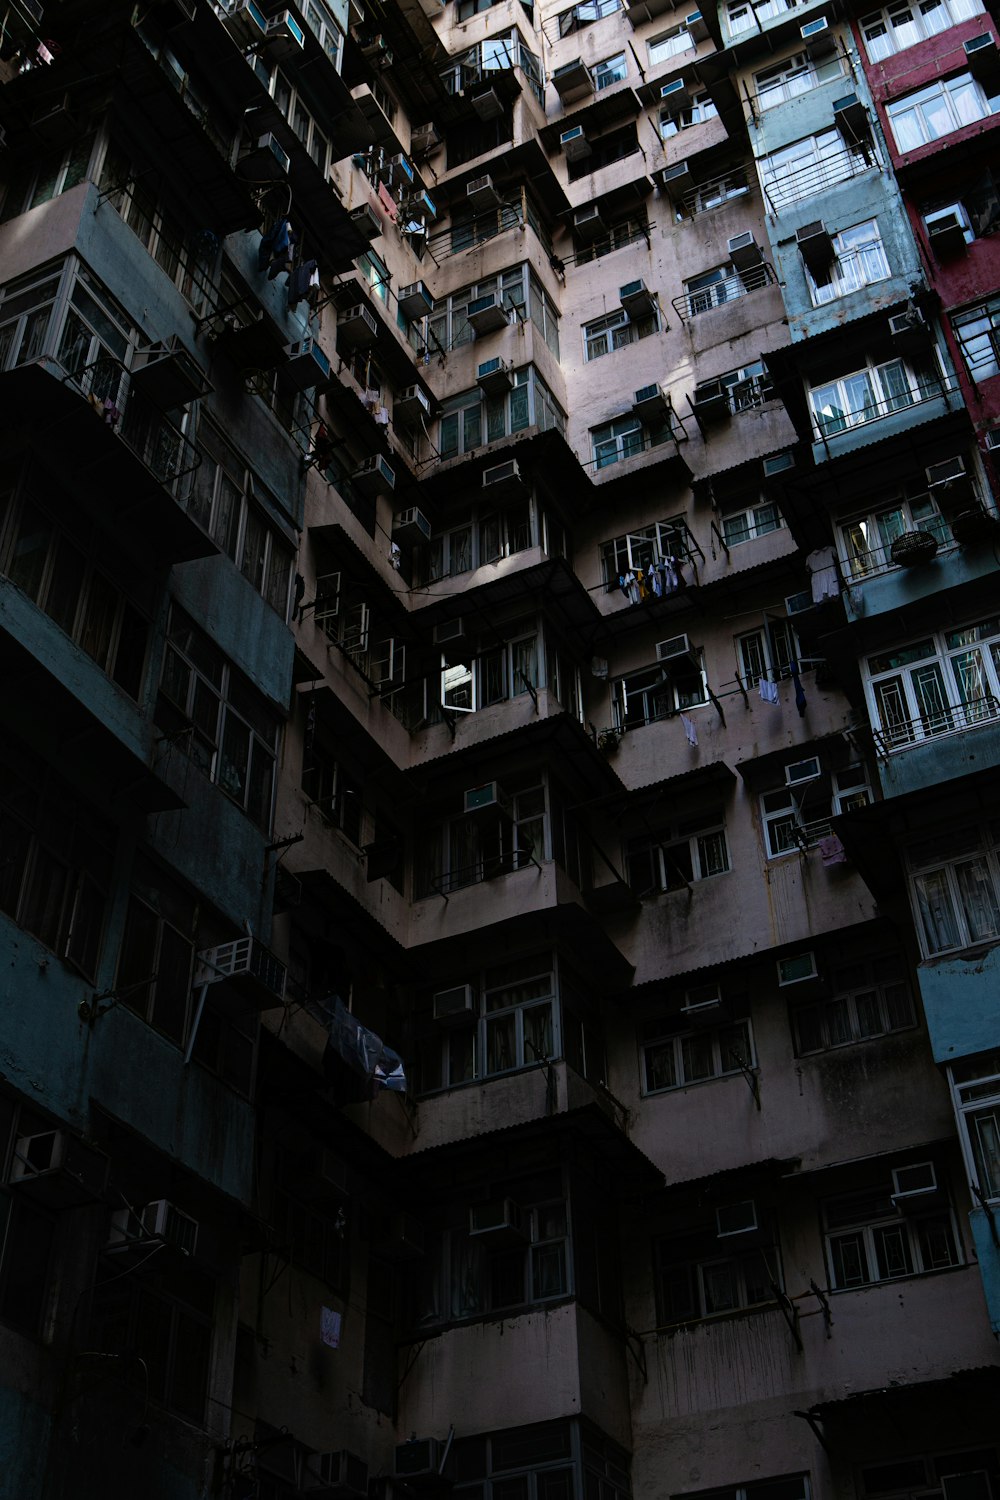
[869,694,1000,800]
[810,372,962,461]
[2,355,214,564]
[760,138,877,215]
[672,262,777,321]
[873,694,1000,757]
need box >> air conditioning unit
[302,1451,369,1497]
[467,292,510,335]
[680,982,722,1017]
[349,202,384,240]
[560,125,591,162]
[633,382,671,422]
[394,1439,443,1481]
[482,459,527,498]
[130,335,213,408]
[194,935,287,1006]
[888,308,928,346]
[685,8,709,41]
[926,456,973,507]
[398,280,434,320]
[464,781,509,814]
[219,0,269,47]
[360,32,392,62]
[394,385,432,424]
[657,160,693,194]
[716,1200,758,1237]
[620,279,656,318]
[469,1198,525,1241]
[785,756,821,786]
[656,633,693,662]
[471,85,504,120]
[477,357,513,394]
[240,131,290,180]
[10,1129,110,1205]
[265,9,306,55]
[800,15,836,54]
[986,428,1000,451]
[338,303,379,347]
[785,590,813,616]
[466,173,502,210]
[763,450,795,477]
[351,454,396,494]
[660,77,690,111]
[108,1200,199,1257]
[382,152,415,189]
[927,211,968,257]
[796,220,835,273]
[832,92,869,141]
[410,121,442,154]
[432,984,474,1022]
[433,618,465,644]
[30,94,76,145]
[891,1161,938,1201]
[552,56,593,101]
[573,204,607,243]
[777,951,818,985]
[727,231,763,271]
[964,32,999,77]
[283,336,333,391]
[692,379,730,423]
[381,1212,426,1259]
[392,505,432,542]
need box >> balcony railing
[672,262,776,320]
[843,531,957,581]
[62,355,202,488]
[760,141,876,214]
[872,695,1000,758]
[811,373,960,450]
[426,192,554,261]
[430,848,537,898]
[680,168,753,218]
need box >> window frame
[907,822,1000,957]
[864,617,1000,755]
[611,654,709,731]
[790,953,916,1055]
[583,305,659,361]
[886,71,1000,154]
[953,295,1000,384]
[823,1178,960,1290]
[804,219,890,307]
[625,814,731,896]
[861,0,984,61]
[640,1015,753,1094]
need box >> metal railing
[672,262,776,321]
[680,168,753,218]
[842,531,956,581]
[760,142,876,214]
[426,192,554,262]
[62,355,201,487]
[872,695,1000,757]
[812,373,959,448]
[430,848,536,896]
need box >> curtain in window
[955,856,1000,941]
[913,868,960,952]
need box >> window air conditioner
[686,8,709,40]
[382,151,415,188]
[832,92,869,141]
[660,77,690,110]
[763,451,795,478]
[265,9,306,53]
[466,173,502,210]
[464,781,509,814]
[467,292,510,334]
[108,1200,200,1257]
[432,984,475,1021]
[433,618,465,643]
[926,456,971,501]
[620,278,656,318]
[30,94,76,144]
[964,33,998,77]
[482,459,527,497]
[888,308,928,343]
[715,1200,758,1237]
[392,506,432,542]
[800,15,836,54]
[927,211,968,256]
[471,85,504,120]
[633,383,671,422]
[302,1451,369,1498]
[477,356,513,394]
[552,56,593,100]
[658,160,693,193]
[394,1439,443,1480]
[242,132,290,179]
[784,756,821,786]
[560,125,592,162]
[219,0,269,47]
[394,385,432,424]
[656,633,692,662]
[410,121,442,154]
[283,337,333,391]
[796,220,835,272]
[727,231,763,270]
[11,1128,110,1204]
[891,1161,938,1200]
[469,1198,525,1241]
[692,379,730,423]
[130,336,213,407]
[777,951,818,985]
[351,454,396,493]
[349,202,383,240]
[573,204,607,243]
[360,33,392,63]
[338,303,379,346]
[398,280,434,320]
[680,982,722,1017]
[785,590,813,616]
[194,935,287,1005]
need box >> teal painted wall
[917,944,1000,1065]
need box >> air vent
[777,951,818,985]
[681,982,722,1017]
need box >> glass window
[805,220,890,306]
[908,823,1000,956]
[754,50,844,108]
[839,487,951,579]
[648,24,695,64]
[862,0,983,60]
[953,295,1000,383]
[823,1178,958,1288]
[612,653,708,730]
[886,72,999,153]
[583,306,659,360]
[653,1218,779,1325]
[761,128,870,210]
[641,1015,750,1094]
[791,954,915,1054]
[626,813,731,895]
[865,618,1000,753]
[592,52,628,89]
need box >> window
[600,517,690,586]
[0,739,114,980]
[653,1218,779,1325]
[558,0,621,33]
[612,653,708,731]
[272,1149,347,1289]
[953,295,1000,383]
[626,813,730,895]
[865,617,1000,752]
[0,1094,58,1336]
[92,1255,215,1423]
[568,123,639,179]
[705,361,774,417]
[823,1177,959,1289]
[809,354,942,438]
[574,211,649,264]
[418,499,554,583]
[584,305,659,360]
[908,824,1000,956]
[861,1450,1000,1500]
[675,1477,809,1500]
[805,220,890,306]
[188,426,294,614]
[0,133,97,223]
[422,516,474,581]
[682,263,757,316]
[791,954,915,1054]
[721,498,782,546]
[441,33,544,105]
[446,1420,630,1500]
[591,412,674,469]
[0,264,62,372]
[887,72,1000,154]
[245,54,331,169]
[641,1015,752,1093]
[415,779,545,898]
[754,50,844,108]
[760,763,870,858]
[156,604,281,830]
[952,1053,1000,1202]
[688,167,751,214]
[861,0,984,62]
[660,91,718,137]
[735,618,799,687]
[303,739,364,847]
[438,368,564,459]
[761,129,871,210]
[592,52,628,89]
[840,488,951,578]
[728,0,806,32]
[924,169,1000,245]
[648,23,695,64]
[0,480,151,700]
[97,141,216,314]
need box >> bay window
[810,355,941,437]
[864,617,1000,751]
[760,128,869,210]
[908,825,1000,956]
[612,654,708,731]
[429,266,559,356]
[887,72,1000,153]
[861,0,983,61]
[415,780,545,898]
[438,368,564,459]
[823,1178,959,1289]
[754,50,844,108]
[625,813,730,894]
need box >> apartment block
[0,0,999,1496]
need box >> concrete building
[0,0,999,1497]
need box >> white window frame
[754,49,845,109]
[887,72,1000,154]
[736,618,799,687]
[861,0,985,63]
[591,52,628,90]
[761,765,870,859]
[761,128,870,210]
[626,816,731,894]
[839,491,951,580]
[823,1180,959,1289]
[805,220,891,307]
[791,953,915,1054]
[659,90,718,137]
[951,1058,1000,1203]
[641,1017,754,1094]
[583,306,659,361]
[648,24,695,64]
[612,654,709,731]
[953,295,1000,384]
[809,355,939,439]
[907,824,1000,957]
[721,498,783,546]
[600,517,690,585]
[864,617,1000,754]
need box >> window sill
[827,1262,968,1296]
[642,1068,749,1099]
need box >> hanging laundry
[287,257,318,311]
[377,182,398,221]
[759,677,780,706]
[681,713,698,747]
[389,542,402,571]
[618,572,632,598]
[663,556,680,594]
[258,216,291,272]
[806,545,839,604]
[650,567,663,598]
[636,569,649,600]
[818,834,847,867]
[306,263,321,310]
[790,660,808,718]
